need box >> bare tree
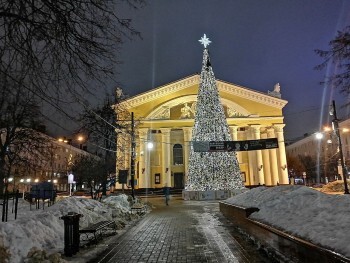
[78,90,132,195]
[0,74,49,193]
[72,155,104,199]
[0,0,145,120]
[315,26,350,94]
[0,0,144,192]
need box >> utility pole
[331,100,349,194]
[130,112,136,199]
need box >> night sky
[114,0,350,141]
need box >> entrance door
[173,173,184,189]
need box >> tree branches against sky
[0,0,145,124]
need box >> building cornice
[120,74,288,110]
[217,80,287,109]
[121,75,200,109]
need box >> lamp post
[330,100,349,194]
[130,112,136,199]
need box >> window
[155,173,161,184]
[173,144,183,165]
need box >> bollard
[60,212,82,257]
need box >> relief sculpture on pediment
[227,107,243,117]
[180,102,197,119]
[154,106,170,120]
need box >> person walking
[163,184,170,205]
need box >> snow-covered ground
[1,186,349,262]
[225,185,350,259]
[0,194,147,263]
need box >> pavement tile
[88,196,272,263]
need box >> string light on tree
[185,34,244,191]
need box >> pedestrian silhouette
[163,184,170,205]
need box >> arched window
[173,144,183,165]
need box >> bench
[79,220,116,244]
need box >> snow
[225,185,350,258]
[0,194,146,263]
[1,187,350,262]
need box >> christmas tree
[185,35,244,191]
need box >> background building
[4,132,94,193]
[286,118,350,184]
[115,74,289,189]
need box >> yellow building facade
[116,74,289,189]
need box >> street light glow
[315,132,323,140]
[323,126,332,132]
[147,142,154,149]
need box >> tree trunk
[0,159,6,195]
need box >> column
[246,128,256,185]
[229,125,241,163]
[261,130,272,186]
[250,125,265,185]
[274,124,289,185]
[138,128,148,188]
[267,128,279,185]
[183,127,192,183]
[160,128,172,186]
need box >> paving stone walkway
[88,196,271,263]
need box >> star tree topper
[199,34,211,48]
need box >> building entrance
[174,173,184,189]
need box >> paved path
[89,196,270,263]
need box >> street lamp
[130,112,136,199]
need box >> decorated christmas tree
[185,35,244,191]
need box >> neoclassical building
[115,74,289,189]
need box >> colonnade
[117,124,288,189]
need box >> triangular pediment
[120,74,287,120]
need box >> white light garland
[185,45,244,191]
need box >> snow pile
[0,194,144,263]
[226,186,350,258]
[320,180,350,193]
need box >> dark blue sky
[115,0,350,141]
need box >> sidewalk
[86,195,271,263]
